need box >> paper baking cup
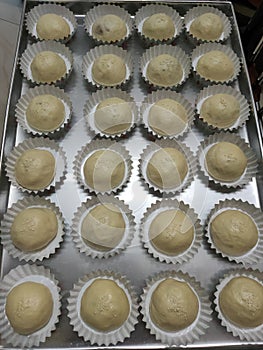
[141,44,191,90]
[195,84,250,132]
[67,270,138,345]
[82,45,133,89]
[135,4,183,46]
[5,137,67,194]
[83,87,139,138]
[214,268,263,341]
[197,131,258,189]
[73,139,132,194]
[184,5,232,44]
[0,196,65,262]
[139,139,198,195]
[205,199,263,265]
[191,43,241,85]
[0,264,61,348]
[140,270,212,346]
[71,195,135,258]
[84,4,133,45]
[141,90,195,139]
[20,41,73,85]
[26,3,77,42]
[140,199,202,264]
[15,85,72,136]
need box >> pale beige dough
[150,278,199,331]
[92,54,126,86]
[146,147,188,190]
[80,279,130,331]
[148,98,188,136]
[94,97,132,135]
[146,54,183,87]
[210,209,258,256]
[142,13,175,40]
[36,13,70,40]
[92,14,127,42]
[149,209,194,256]
[205,142,247,182]
[84,149,125,192]
[31,51,66,83]
[15,148,55,190]
[5,281,53,335]
[26,94,65,132]
[219,276,263,328]
[190,13,224,41]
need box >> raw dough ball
[5,281,53,335]
[147,54,183,87]
[80,279,130,331]
[150,278,199,331]
[92,14,127,42]
[15,148,56,190]
[31,51,66,83]
[84,149,125,192]
[36,13,70,40]
[81,203,125,251]
[205,142,247,182]
[94,97,132,135]
[146,147,188,190]
[142,13,175,40]
[26,94,65,132]
[92,54,126,86]
[210,209,258,256]
[190,13,223,41]
[200,94,240,128]
[11,207,58,252]
[219,276,263,328]
[149,209,194,256]
[196,50,234,82]
[148,98,188,136]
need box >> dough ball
[31,51,66,83]
[196,50,234,82]
[94,97,132,135]
[92,14,127,42]
[5,281,53,335]
[205,142,247,182]
[149,209,194,256]
[81,203,125,251]
[142,13,175,40]
[150,278,199,331]
[146,54,183,87]
[80,279,130,331]
[190,13,223,41]
[148,98,188,136]
[92,54,126,86]
[26,94,65,132]
[200,94,240,128]
[36,13,70,40]
[146,147,188,190]
[11,207,58,252]
[84,149,125,192]
[210,209,258,256]
[15,148,55,190]
[219,276,263,328]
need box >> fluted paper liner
[15,85,72,136]
[71,195,135,258]
[141,199,202,264]
[5,137,67,194]
[140,270,212,346]
[205,199,263,265]
[67,270,139,345]
[197,131,258,189]
[0,264,61,348]
[0,196,65,262]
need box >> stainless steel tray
[1,0,263,349]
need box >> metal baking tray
[1,0,263,349]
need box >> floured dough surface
[31,51,66,83]
[92,14,127,42]
[142,13,175,40]
[92,54,126,86]
[190,13,223,41]
[36,13,70,40]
